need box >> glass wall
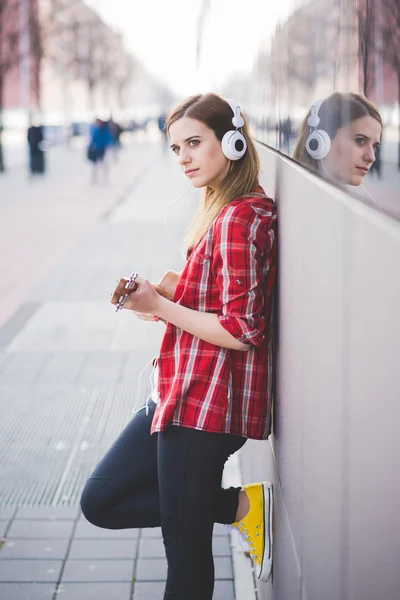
[197,0,399,216]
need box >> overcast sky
[87,0,291,96]
[86,0,202,94]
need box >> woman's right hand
[129,271,181,324]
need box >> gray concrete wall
[240,144,400,600]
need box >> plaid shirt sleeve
[213,202,272,347]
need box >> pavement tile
[136,557,167,581]
[0,508,16,520]
[0,303,41,350]
[0,353,51,384]
[212,535,231,556]
[0,539,69,560]
[134,580,235,600]
[140,526,162,538]
[75,520,138,539]
[0,583,55,600]
[7,520,74,539]
[213,522,230,537]
[69,539,136,559]
[36,352,88,384]
[0,559,62,582]
[61,559,133,582]
[78,352,126,385]
[0,352,10,372]
[0,519,11,538]
[213,580,236,599]
[138,537,165,558]
[214,556,234,579]
[120,350,159,383]
[15,507,79,520]
[56,582,131,600]
[6,303,163,353]
[133,581,165,598]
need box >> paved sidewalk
[0,144,257,599]
[0,136,160,329]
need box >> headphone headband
[223,98,245,129]
[307,98,325,129]
[220,97,247,161]
[305,97,331,160]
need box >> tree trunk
[0,126,4,173]
[0,77,5,173]
[0,7,4,173]
[398,71,400,169]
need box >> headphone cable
[360,184,384,213]
[164,183,193,261]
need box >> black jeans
[80,400,246,599]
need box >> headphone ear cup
[221,130,247,161]
[305,129,331,160]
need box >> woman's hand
[111,276,162,315]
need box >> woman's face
[323,115,381,186]
[169,117,230,189]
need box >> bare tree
[358,0,377,97]
[0,0,21,172]
[30,7,43,110]
[381,0,400,168]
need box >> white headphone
[221,98,247,161]
[305,98,331,160]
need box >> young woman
[80,93,277,598]
[293,92,382,187]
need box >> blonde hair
[293,92,382,175]
[167,93,260,250]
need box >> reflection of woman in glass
[81,93,277,598]
[293,92,382,187]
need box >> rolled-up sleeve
[214,203,272,347]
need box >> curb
[223,453,258,600]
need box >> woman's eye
[171,147,179,155]
[189,139,200,147]
[355,137,365,146]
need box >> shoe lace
[226,524,258,559]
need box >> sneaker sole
[258,482,273,582]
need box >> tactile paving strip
[0,384,149,507]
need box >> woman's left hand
[111,275,162,315]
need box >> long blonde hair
[167,93,260,250]
[293,92,382,175]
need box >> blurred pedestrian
[87,118,112,184]
[369,133,383,179]
[81,93,277,598]
[157,112,168,150]
[107,116,123,160]
[27,119,46,177]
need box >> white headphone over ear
[221,98,247,161]
[305,98,331,160]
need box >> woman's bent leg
[80,401,160,530]
[157,426,246,600]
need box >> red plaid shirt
[151,189,277,440]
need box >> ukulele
[153,270,181,301]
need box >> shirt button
[236,279,242,284]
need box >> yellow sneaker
[232,481,273,582]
